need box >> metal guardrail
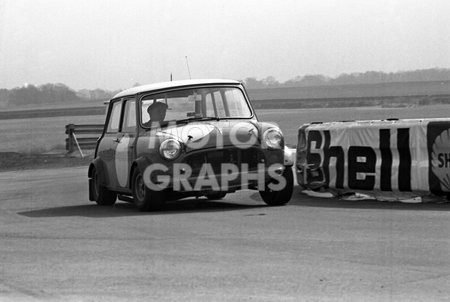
[65,124,104,155]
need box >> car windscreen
[140,87,252,127]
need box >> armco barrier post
[65,124,75,153]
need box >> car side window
[122,99,136,133]
[106,101,122,133]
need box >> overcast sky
[1,0,450,90]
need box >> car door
[114,98,137,189]
[98,99,123,188]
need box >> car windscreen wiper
[176,116,220,124]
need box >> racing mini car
[88,79,293,211]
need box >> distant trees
[0,83,118,108]
[0,89,8,108]
[40,83,79,104]
[243,68,450,89]
[242,77,267,89]
[5,83,80,107]
[1,68,450,107]
[77,88,117,101]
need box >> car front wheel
[131,169,165,211]
[92,167,117,206]
[259,166,294,206]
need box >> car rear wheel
[131,169,165,211]
[92,167,117,206]
[259,166,293,206]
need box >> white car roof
[112,79,241,99]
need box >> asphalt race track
[1,167,449,301]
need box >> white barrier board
[296,118,450,197]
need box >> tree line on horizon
[242,68,450,89]
[1,68,449,108]
[0,83,120,108]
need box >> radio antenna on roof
[185,56,192,79]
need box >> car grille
[185,147,261,175]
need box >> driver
[144,102,168,126]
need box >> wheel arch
[88,158,109,186]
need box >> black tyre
[259,166,294,206]
[131,168,165,211]
[92,167,117,206]
[205,192,227,200]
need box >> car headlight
[263,128,283,149]
[159,139,182,160]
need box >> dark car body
[88,79,293,211]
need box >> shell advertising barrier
[296,118,450,200]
